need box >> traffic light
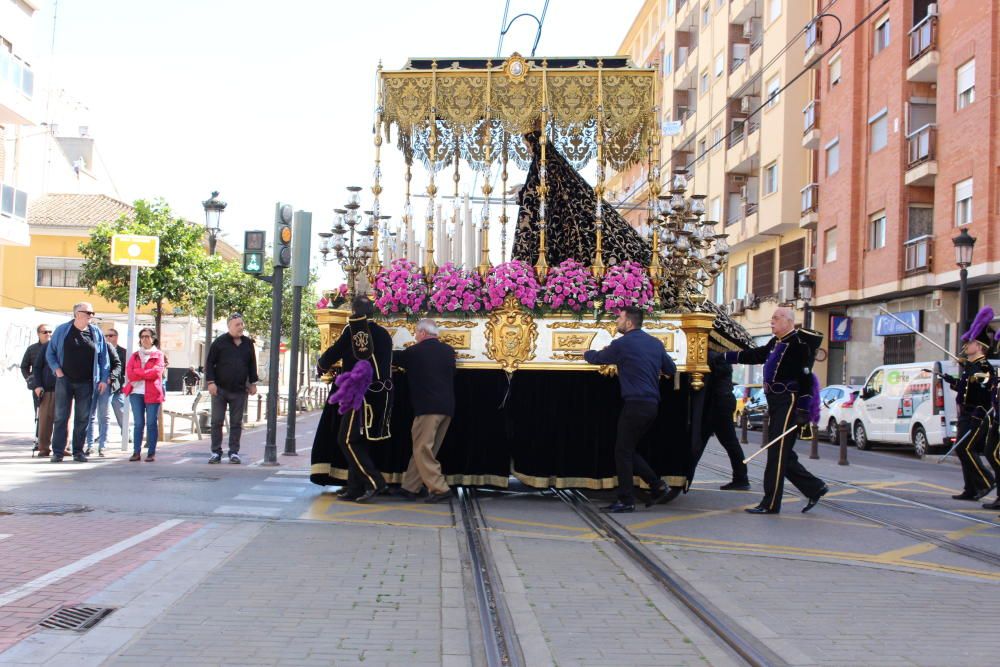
[243,230,265,275]
[274,203,293,267]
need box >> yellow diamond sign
[111,234,160,267]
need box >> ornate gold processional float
[310,54,753,492]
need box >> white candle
[408,225,417,263]
[464,194,475,268]
[382,221,391,265]
[452,208,462,268]
[435,204,444,266]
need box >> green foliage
[77,199,211,335]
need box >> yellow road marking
[944,524,992,540]
[874,543,938,561]
[627,509,731,530]
[310,517,449,529]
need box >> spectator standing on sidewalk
[105,329,128,433]
[21,323,51,447]
[123,328,165,462]
[205,313,259,464]
[31,340,58,458]
[86,329,122,457]
[45,303,110,463]
[393,318,455,504]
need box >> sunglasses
[228,313,244,322]
[106,333,118,337]
[40,330,52,334]
[77,310,95,316]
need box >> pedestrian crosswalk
[211,471,314,519]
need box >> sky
[33,0,646,287]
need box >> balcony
[0,49,36,125]
[802,101,820,149]
[725,119,759,174]
[804,21,822,68]
[727,45,763,98]
[0,181,30,246]
[904,235,932,275]
[800,183,819,229]
[906,15,939,82]
[904,124,937,186]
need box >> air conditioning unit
[778,270,797,303]
[739,185,749,200]
[732,43,750,63]
[744,292,758,309]
[732,174,747,184]
[742,20,754,38]
[927,3,938,16]
[729,298,745,315]
[740,97,751,113]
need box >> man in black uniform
[317,296,394,503]
[21,324,51,450]
[942,306,996,502]
[725,307,828,514]
[705,351,750,490]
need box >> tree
[77,199,211,340]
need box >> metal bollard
[740,411,749,444]
[760,411,769,448]
[257,394,263,422]
[838,420,850,465]
[809,422,820,459]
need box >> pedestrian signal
[243,230,266,275]
[274,203,293,267]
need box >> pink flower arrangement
[600,260,655,313]
[429,263,485,314]
[542,259,598,313]
[373,259,427,315]
[319,283,349,309]
[484,260,540,310]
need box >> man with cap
[317,295,394,503]
[725,307,828,514]
[941,306,996,502]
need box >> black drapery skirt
[310,369,706,491]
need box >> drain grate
[0,504,92,516]
[39,605,115,632]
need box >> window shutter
[955,178,973,202]
[752,249,775,297]
[957,60,975,93]
[779,239,805,273]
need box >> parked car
[743,392,767,430]
[732,384,763,425]
[849,360,1000,458]
[818,385,860,442]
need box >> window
[702,5,710,27]
[667,0,675,17]
[769,0,782,23]
[869,211,887,249]
[869,109,888,152]
[765,75,781,108]
[824,228,838,263]
[907,205,933,240]
[697,137,707,160]
[714,52,724,77]
[825,138,840,175]
[734,263,748,298]
[957,59,975,109]
[711,124,722,150]
[884,334,915,365]
[700,71,709,94]
[710,196,721,223]
[954,178,973,226]
[36,257,85,288]
[714,273,725,303]
[829,53,842,86]
[717,0,724,8]
[873,15,890,55]
[764,162,779,195]
[664,52,673,75]
[0,183,28,219]
[752,249,775,297]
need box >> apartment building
[808,0,1000,385]
[611,0,819,383]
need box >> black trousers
[761,393,825,512]
[615,401,661,502]
[337,409,385,493]
[707,399,748,482]
[956,413,994,495]
[210,388,247,454]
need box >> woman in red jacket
[123,328,166,461]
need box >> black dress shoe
[391,488,420,501]
[424,489,454,504]
[952,492,977,501]
[354,485,387,504]
[981,498,1000,510]
[802,485,829,513]
[72,453,89,463]
[720,480,751,491]
[337,489,364,501]
[601,500,636,513]
[745,506,779,514]
[973,485,995,501]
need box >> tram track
[699,459,1000,570]
[552,487,787,667]
[455,486,524,667]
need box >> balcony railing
[744,201,758,216]
[800,183,819,214]
[675,105,692,122]
[906,124,936,168]
[908,14,938,62]
[803,101,818,132]
[904,234,932,274]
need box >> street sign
[111,234,159,267]
[662,120,683,136]
[278,342,288,353]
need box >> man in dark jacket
[105,330,128,434]
[205,314,259,464]
[584,306,677,513]
[317,296,394,503]
[21,324,51,448]
[705,351,750,490]
[32,341,58,457]
[393,319,455,503]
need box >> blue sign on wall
[874,310,922,336]
[830,316,852,342]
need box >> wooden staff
[743,425,799,464]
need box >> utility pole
[263,203,293,466]
[285,210,311,456]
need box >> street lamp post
[952,228,976,354]
[799,271,815,330]
[202,191,227,388]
